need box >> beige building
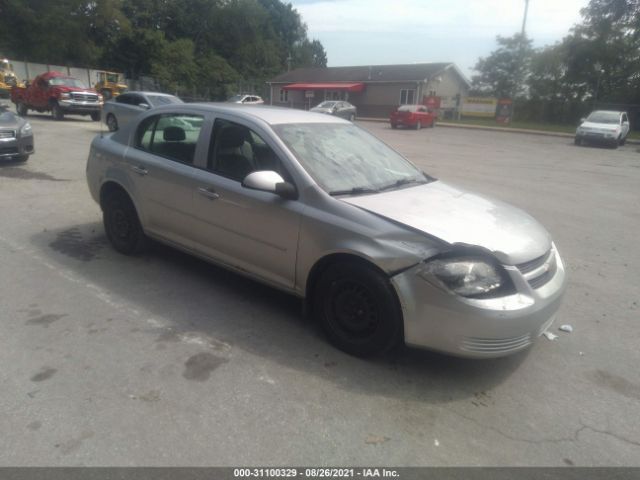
[267,63,470,118]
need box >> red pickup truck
[12,71,103,121]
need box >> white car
[575,110,630,148]
[227,94,264,105]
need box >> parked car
[103,91,183,132]
[11,71,103,121]
[575,110,630,148]
[87,104,566,359]
[0,104,34,162]
[310,101,357,121]
[390,104,436,129]
[227,94,264,105]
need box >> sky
[289,0,590,78]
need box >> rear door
[125,111,209,247]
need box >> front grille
[461,333,532,354]
[71,92,99,102]
[517,249,557,289]
[0,129,16,139]
[0,146,19,155]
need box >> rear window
[398,105,417,112]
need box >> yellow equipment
[94,70,128,99]
[0,59,23,98]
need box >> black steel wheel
[314,262,402,357]
[106,114,118,132]
[103,189,147,255]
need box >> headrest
[164,126,185,142]
[218,126,247,148]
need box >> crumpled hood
[341,181,551,265]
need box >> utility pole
[521,0,530,37]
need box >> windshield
[48,77,88,88]
[147,94,182,107]
[316,101,337,108]
[274,123,428,194]
[586,111,620,124]
[398,105,417,112]
[227,95,244,102]
[106,73,120,83]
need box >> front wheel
[90,111,101,122]
[390,123,397,129]
[103,190,148,255]
[51,102,64,121]
[16,102,28,117]
[313,262,403,357]
[574,136,582,146]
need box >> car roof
[155,102,349,125]
[590,110,625,115]
[122,91,177,97]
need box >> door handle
[197,187,220,200]
[131,165,148,175]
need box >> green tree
[472,33,533,98]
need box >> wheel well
[305,253,390,308]
[99,181,129,210]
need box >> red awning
[282,82,365,92]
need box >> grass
[443,116,640,140]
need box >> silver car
[0,105,34,162]
[103,91,183,132]
[86,104,566,358]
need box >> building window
[279,88,289,102]
[400,89,415,105]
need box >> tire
[90,111,101,122]
[102,189,148,255]
[415,121,422,130]
[619,135,626,146]
[574,136,582,146]
[16,102,28,117]
[313,261,403,357]
[106,114,118,132]
[51,102,64,121]
[349,113,355,121]
[101,89,113,101]
[390,123,397,129]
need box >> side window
[136,113,204,165]
[207,119,286,182]
[622,113,628,123]
[115,94,129,104]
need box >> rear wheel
[102,189,148,255]
[390,123,397,129]
[51,102,64,121]
[90,111,101,121]
[313,262,403,357]
[106,114,118,132]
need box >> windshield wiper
[329,186,379,196]
[378,177,427,192]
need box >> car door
[621,113,630,138]
[189,117,302,289]
[124,111,209,247]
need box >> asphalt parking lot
[1,113,639,467]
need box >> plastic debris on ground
[559,324,573,333]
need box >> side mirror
[138,103,150,110]
[242,171,297,200]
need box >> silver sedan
[0,105,34,162]
[102,91,182,132]
[86,104,566,358]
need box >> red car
[390,105,436,129]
